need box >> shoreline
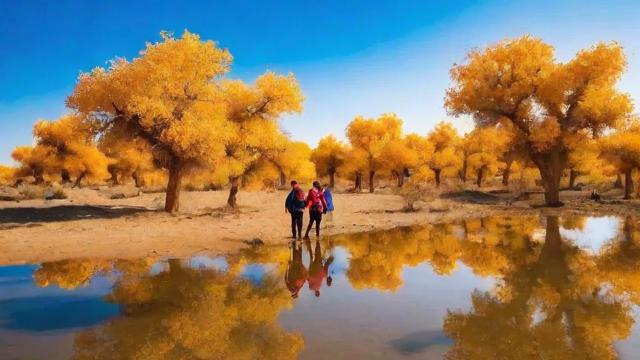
[0,188,635,265]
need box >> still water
[1,215,639,359]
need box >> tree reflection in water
[444,216,639,360]
[31,215,640,359]
[35,257,303,360]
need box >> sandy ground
[1,186,638,265]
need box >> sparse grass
[15,184,68,200]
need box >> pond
[0,215,639,359]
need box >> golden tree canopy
[446,35,633,204]
[311,134,347,180]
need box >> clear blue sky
[1,0,639,164]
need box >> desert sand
[0,186,636,265]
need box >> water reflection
[284,240,334,299]
[1,215,639,359]
[444,216,636,360]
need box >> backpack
[308,189,324,213]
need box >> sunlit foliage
[462,127,509,187]
[12,114,109,186]
[67,31,233,211]
[599,122,640,199]
[0,164,16,185]
[346,113,403,192]
[446,35,633,205]
[311,134,347,188]
[214,73,304,208]
[426,121,462,186]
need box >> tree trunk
[61,170,71,184]
[624,169,634,200]
[353,172,362,192]
[108,166,120,186]
[164,160,184,213]
[614,174,623,189]
[460,158,467,182]
[33,168,44,185]
[73,172,86,188]
[502,160,512,187]
[434,169,441,187]
[279,170,286,188]
[368,170,375,193]
[132,170,143,188]
[568,169,578,190]
[532,147,566,207]
[329,171,335,188]
[397,170,404,187]
[476,168,483,187]
[227,176,239,209]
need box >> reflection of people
[323,184,335,223]
[285,180,302,239]
[307,239,334,297]
[304,181,328,239]
[285,241,308,298]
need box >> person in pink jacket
[304,181,328,239]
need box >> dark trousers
[305,210,322,238]
[290,211,303,238]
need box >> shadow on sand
[0,205,153,224]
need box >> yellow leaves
[255,72,304,116]
[427,121,462,177]
[346,113,404,175]
[311,134,347,177]
[273,140,316,183]
[529,116,561,153]
[12,114,109,184]
[599,123,640,173]
[0,165,16,185]
[446,35,555,125]
[446,35,632,197]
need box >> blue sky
[1,0,639,164]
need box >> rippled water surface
[1,215,639,359]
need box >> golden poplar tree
[426,121,462,187]
[12,114,109,186]
[446,36,632,206]
[464,127,508,187]
[271,140,316,187]
[599,125,640,199]
[338,146,368,192]
[68,31,232,211]
[311,134,347,188]
[379,137,418,187]
[346,113,403,192]
[215,74,303,208]
[67,31,302,212]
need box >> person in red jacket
[304,181,328,239]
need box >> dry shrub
[395,179,439,212]
[16,183,67,200]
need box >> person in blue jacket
[323,184,335,222]
[285,180,305,238]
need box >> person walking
[323,184,335,223]
[304,181,327,239]
[285,180,301,239]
